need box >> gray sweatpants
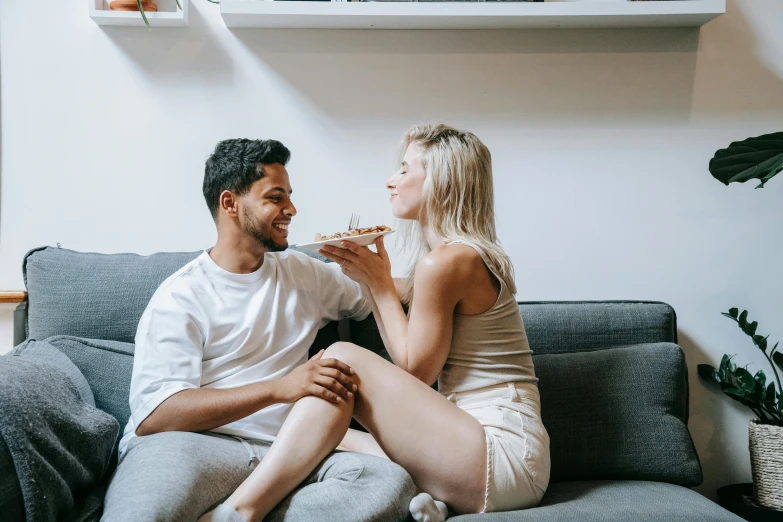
[101,431,415,522]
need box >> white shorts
[446,382,551,513]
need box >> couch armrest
[2,291,28,348]
[0,291,27,304]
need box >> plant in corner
[698,131,783,511]
[698,309,782,427]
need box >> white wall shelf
[220,0,724,30]
[89,0,189,27]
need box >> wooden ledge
[0,291,27,304]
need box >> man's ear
[219,190,239,219]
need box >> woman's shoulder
[417,243,484,280]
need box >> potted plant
[109,0,184,28]
[699,131,783,510]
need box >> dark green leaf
[753,334,768,352]
[709,132,783,188]
[735,367,756,394]
[739,310,749,327]
[773,352,783,373]
[755,369,767,388]
[765,382,776,402]
[744,321,759,336]
[754,370,767,401]
[723,387,758,408]
[728,308,739,319]
[719,354,734,379]
[771,342,780,357]
[698,364,721,384]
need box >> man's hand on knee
[276,349,358,405]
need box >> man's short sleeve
[128,294,204,430]
[313,261,372,324]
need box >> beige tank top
[437,240,539,396]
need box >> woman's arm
[398,254,466,384]
[321,239,470,385]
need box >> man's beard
[243,208,288,252]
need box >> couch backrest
[21,245,339,347]
[350,300,677,358]
[23,247,201,343]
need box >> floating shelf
[220,0,725,30]
[89,0,189,27]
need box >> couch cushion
[519,301,677,355]
[11,338,96,407]
[23,247,201,343]
[43,336,135,430]
[351,301,677,357]
[534,343,701,486]
[22,245,337,345]
[450,480,742,522]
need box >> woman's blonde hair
[397,123,516,306]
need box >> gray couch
[1,246,742,522]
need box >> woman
[212,124,550,521]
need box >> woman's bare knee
[322,342,381,369]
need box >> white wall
[2,0,783,502]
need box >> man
[102,139,414,521]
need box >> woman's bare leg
[223,395,354,522]
[338,428,389,459]
[323,342,487,515]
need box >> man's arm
[136,350,357,436]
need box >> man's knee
[103,432,252,521]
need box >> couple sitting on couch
[102,124,550,522]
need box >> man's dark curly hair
[203,138,291,220]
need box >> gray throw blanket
[0,352,119,522]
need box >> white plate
[295,230,395,252]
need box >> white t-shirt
[118,249,371,457]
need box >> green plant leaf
[722,386,758,409]
[771,342,780,357]
[755,369,767,388]
[709,132,783,189]
[735,367,756,395]
[745,321,759,336]
[719,354,733,379]
[728,308,739,319]
[753,334,768,352]
[765,382,776,402]
[754,370,767,401]
[698,364,721,384]
[773,351,783,373]
[739,310,749,327]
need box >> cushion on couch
[23,247,201,343]
[350,301,677,358]
[22,245,337,345]
[40,336,136,431]
[518,301,677,355]
[450,480,742,522]
[534,343,701,486]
